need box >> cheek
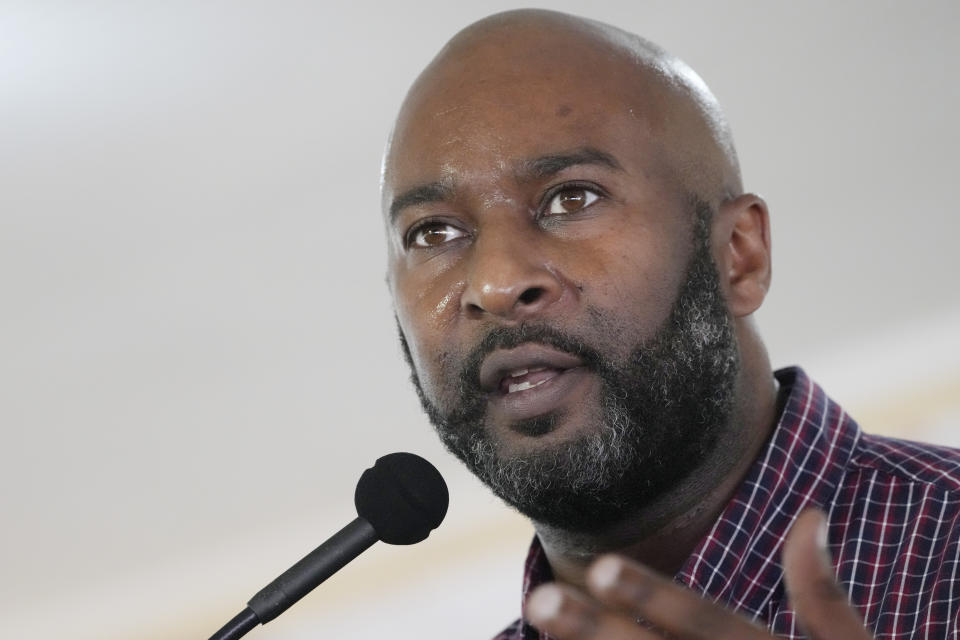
[564,229,688,341]
[392,262,465,383]
[616,248,685,313]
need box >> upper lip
[478,343,585,393]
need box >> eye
[545,186,600,215]
[406,222,467,249]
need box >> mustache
[458,323,606,389]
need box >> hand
[525,509,872,639]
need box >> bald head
[383,9,742,214]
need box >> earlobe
[718,194,771,317]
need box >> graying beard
[460,215,735,508]
[463,400,633,503]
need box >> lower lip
[487,366,594,428]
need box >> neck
[536,331,781,589]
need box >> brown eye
[409,223,466,248]
[546,187,600,215]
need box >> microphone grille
[354,452,449,545]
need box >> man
[382,9,960,639]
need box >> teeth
[506,366,546,379]
[507,379,547,394]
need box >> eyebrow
[388,146,623,223]
[517,147,624,180]
[389,181,453,224]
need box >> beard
[398,201,740,532]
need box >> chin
[487,406,603,457]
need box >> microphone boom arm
[209,518,379,640]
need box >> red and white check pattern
[493,367,960,639]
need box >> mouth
[479,343,586,395]
[476,343,595,429]
[499,367,562,394]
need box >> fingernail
[816,515,828,549]
[527,586,597,635]
[590,555,650,601]
[527,586,564,621]
[813,512,833,566]
[591,556,624,590]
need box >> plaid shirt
[494,367,960,639]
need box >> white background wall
[2,2,958,638]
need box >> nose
[460,226,563,322]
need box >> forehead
[385,34,674,197]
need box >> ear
[714,193,771,317]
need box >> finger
[585,555,771,639]
[782,509,871,640]
[526,583,662,640]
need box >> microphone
[209,452,448,640]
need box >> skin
[383,9,873,639]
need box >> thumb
[782,509,871,640]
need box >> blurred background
[2,1,958,638]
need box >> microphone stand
[209,518,379,640]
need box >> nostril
[518,287,544,306]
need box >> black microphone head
[354,452,449,545]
